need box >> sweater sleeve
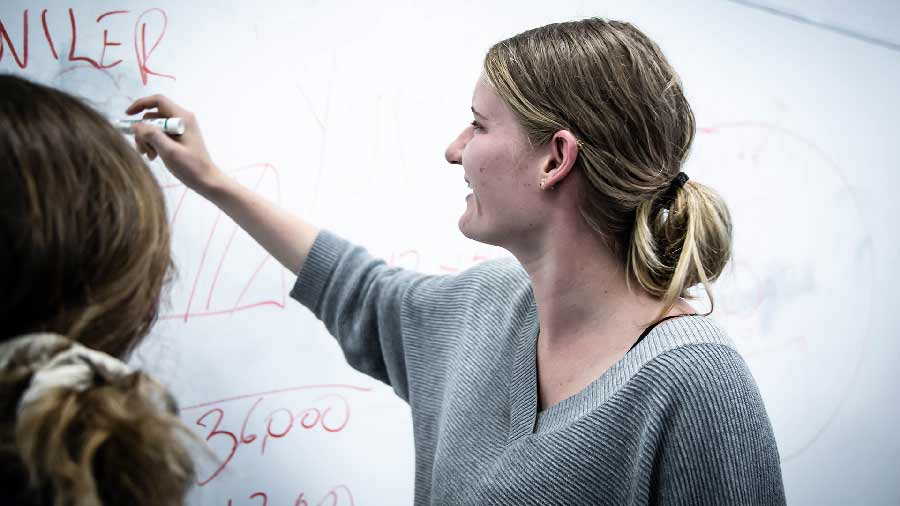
[649,344,786,506]
[290,230,432,401]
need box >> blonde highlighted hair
[484,18,732,318]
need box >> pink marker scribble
[161,163,287,322]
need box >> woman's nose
[444,126,473,165]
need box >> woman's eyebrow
[471,106,487,119]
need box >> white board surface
[2,1,898,505]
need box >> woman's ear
[539,130,580,190]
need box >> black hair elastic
[672,172,689,189]
[654,172,690,213]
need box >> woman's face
[444,76,549,249]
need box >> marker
[114,118,185,135]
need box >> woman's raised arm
[127,95,319,275]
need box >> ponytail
[628,179,733,321]
[1,334,195,506]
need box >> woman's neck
[512,217,686,353]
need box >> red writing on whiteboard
[227,485,355,506]
[0,8,174,85]
[183,384,371,486]
[160,164,287,322]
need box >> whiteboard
[2,1,898,505]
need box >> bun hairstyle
[1,334,195,506]
[0,75,194,505]
[483,19,733,317]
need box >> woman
[0,75,195,506]
[130,18,785,505]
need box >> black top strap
[628,314,697,352]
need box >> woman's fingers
[126,95,162,115]
[134,134,157,160]
[126,94,188,118]
[125,96,220,192]
[132,123,176,160]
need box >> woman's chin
[458,215,496,246]
[458,214,473,238]
[459,196,494,243]
[458,208,478,240]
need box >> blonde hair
[483,19,732,318]
[0,74,194,506]
[1,338,195,506]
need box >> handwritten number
[240,397,263,444]
[195,408,238,486]
[261,408,294,454]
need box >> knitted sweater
[291,231,786,505]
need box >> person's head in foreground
[0,74,194,506]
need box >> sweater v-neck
[507,296,725,442]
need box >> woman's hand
[126,95,223,195]
[128,94,319,274]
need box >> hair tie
[672,172,689,189]
[652,172,690,214]
[0,333,163,414]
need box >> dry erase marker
[115,118,185,135]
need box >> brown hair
[0,74,193,505]
[483,19,732,317]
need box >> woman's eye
[470,120,483,131]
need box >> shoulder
[632,316,751,396]
[405,256,531,307]
[616,315,777,427]
[628,317,776,440]
[440,255,528,288]
[458,256,530,294]
[399,256,534,345]
[630,320,785,502]
[639,342,759,407]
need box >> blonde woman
[0,74,194,506]
[131,19,785,505]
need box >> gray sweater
[291,231,786,505]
